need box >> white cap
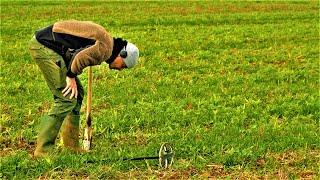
[123,43,139,68]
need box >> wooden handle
[86,66,93,118]
[84,66,93,151]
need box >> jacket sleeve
[69,40,110,76]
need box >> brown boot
[61,114,84,153]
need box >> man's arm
[69,40,110,76]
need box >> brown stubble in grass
[106,150,319,179]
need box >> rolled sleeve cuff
[67,69,77,78]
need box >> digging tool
[83,66,93,151]
[85,143,174,169]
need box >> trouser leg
[29,36,78,156]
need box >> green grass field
[1,0,319,179]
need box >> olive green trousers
[28,36,84,156]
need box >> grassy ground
[1,0,319,179]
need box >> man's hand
[62,77,78,99]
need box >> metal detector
[124,143,174,168]
[86,143,174,169]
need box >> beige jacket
[53,20,113,75]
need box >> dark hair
[106,37,127,64]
